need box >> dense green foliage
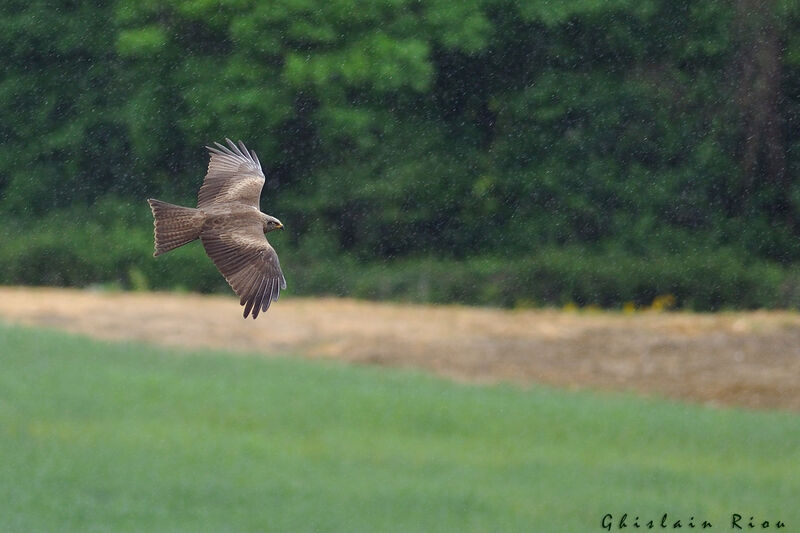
[2,324,799,531]
[2,0,799,308]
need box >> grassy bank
[0,323,798,532]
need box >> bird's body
[147,139,286,319]
[201,203,269,234]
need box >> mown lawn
[0,323,798,532]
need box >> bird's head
[263,215,284,233]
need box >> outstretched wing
[201,220,286,319]
[198,138,265,209]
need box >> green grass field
[1,323,798,532]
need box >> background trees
[1,0,799,309]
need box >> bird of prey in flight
[147,139,286,319]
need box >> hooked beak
[276,222,284,230]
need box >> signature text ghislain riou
[602,513,786,530]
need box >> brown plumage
[147,139,286,319]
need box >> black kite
[147,139,286,319]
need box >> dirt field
[1,286,799,411]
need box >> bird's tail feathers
[147,198,205,256]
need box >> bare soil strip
[1,287,799,411]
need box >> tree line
[1,0,799,309]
